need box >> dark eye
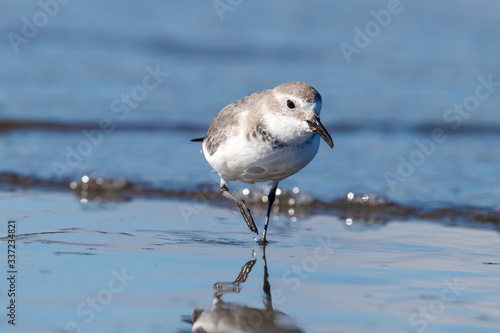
[286,100,295,109]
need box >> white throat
[262,112,311,144]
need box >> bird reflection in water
[187,247,303,333]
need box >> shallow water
[1,191,500,332]
[1,1,500,332]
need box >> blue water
[2,192,500,333]
[1,1,500,332]
[2,0,500,209]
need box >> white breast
[203,130,320,184]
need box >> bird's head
[271,81,334,148]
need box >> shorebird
[193,82,333,244]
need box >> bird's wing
[204,102,241,156]
[204,89,269,156]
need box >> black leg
[220,183,258,234]
[260,245,273,311]
[259,182,278,245]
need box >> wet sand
[1,189,499,333]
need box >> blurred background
[2,2,500,333]
[1,0,500,208]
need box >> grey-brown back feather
[204,89,269,156]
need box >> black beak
[306,115,334,149]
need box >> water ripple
[1,172,499,227]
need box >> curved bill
[306,115,334,149]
